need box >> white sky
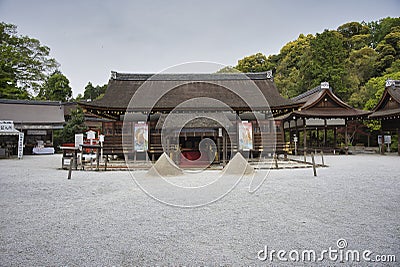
[0,0,399,97]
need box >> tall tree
[274,34,314,97]
[54,107,87,147]
[38,71,72,102]
[303,30,349,99]
[236,53,273,73]
[82,82,107,100]
[0,22,59,99]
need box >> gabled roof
[292,84,332,103]
[289,86,370,119]
[369,84,400,119]
[79,72,296,112]
[0,99,65,125]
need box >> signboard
[321,82,330,89]
[27,130,47,135]
[134,123,148,151]
[75,134,84,148]
[17,132,24,159]
[238,121,253,151]
[0,120,15,132]
[384,135,391,144]
[86,130,96,140]
[377,135,383,145]
[385,79,395,87]
[218,128,223,137]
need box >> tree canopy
[232,17,400,113]
[38,71,72,102]
[0,22,59,99]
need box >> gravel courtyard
[0,154,399,266]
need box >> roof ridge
[110,71,271,81]
[0,99,64,106]
[291,85,332,102]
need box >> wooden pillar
[303,118,307,153]
[290,119,292,148]
[334,127,337,149]
[324,119,327,147]
[345,120,348,155]
[217,137,221,163]
[222,132,227,165]
[398,128,400,156]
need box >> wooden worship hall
[79,72,400,164]
[79,72,299,165]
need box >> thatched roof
[289,85,370,119]
[80,72,296,112]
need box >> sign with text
[27,130,47,135]
[384,135,391,144]
[75,134,84,148]
[86,130,96,140]
[17,132,24,159]
[0,120,15,132]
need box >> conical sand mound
[147,152,183,176]
[222,152,255,175]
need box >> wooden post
[303,118,307,155]
[333,127,337,152]
[68,158,73,179]
[223,132,227,165]
[320,151,324,166]
[345,121,348,155]
[96,148,100,171]
[324,119,327,147]
[104,155,107,171]
[398,128,400,156]
[311,152,317,177]
[73,150,78,170]
[274,154,278,169]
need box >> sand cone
[222,152,255,175]
[147,152,183,176]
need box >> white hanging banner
[134,122,148,152]
[18,132,24,159]
[238,121,253,151]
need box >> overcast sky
[0,0,399,97]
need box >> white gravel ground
[0,154,399,266]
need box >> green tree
[236,53,273,73]
[303,30,349,100]
[337,22,371,50]
[54,107,87,147]
[216,66,241,73]
[369,17,400,47]
[38,71,72,102]
[364,71,400,111]
[274,34,314,97]
[82,82,107,100]
[0,22,58,98]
